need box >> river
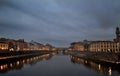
[0,53,120,76]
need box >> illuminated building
[0,42,8,50]
[70,27,120,53]
[16,39,26,51]
[89,41,119,53]
[70,42,84,51]
[0,38,55,51]
[89,27,120,53]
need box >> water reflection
[108,67,112,76]
[70,55,120,76]
[0,53,55,73]
[0,52,120,76]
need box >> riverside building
[70,27,120,53]
[89,41,119,53]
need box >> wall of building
[70,42,84,51]
[0,43,8,50]
[89,41,120,53]
[0,38,55,51]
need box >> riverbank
[0,50,53,60]
[68,51,120,64]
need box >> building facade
[0,38,55,51]
[70,42,84,51]
[69,27,120,53]
[89,41,120,53]
[0,43,8,50]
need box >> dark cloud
[86,0,120,28]
[0,0,8,7]
[0,0,120,47]
[56,0,120,28]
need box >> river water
[0,53,120,76]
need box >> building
[45,43,57,51]
[70,42,84,51]
[16,39,26,51]
[0,38,23,51]
[29,41,47,50]
[83,40,91,51]
[69,27,120,53]
[0,42,8,50]
[0,38,56,51]
[89,41,120,53]
[89,27,120,53]
[0,38,9,51]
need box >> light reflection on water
[71,55,120,76]
[0,53,119,76]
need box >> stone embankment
[68,51,120,64]
[0,51,52,60]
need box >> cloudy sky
[0,0,120,47]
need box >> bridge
[56,48,68,55]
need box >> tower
[115,27,120,42]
